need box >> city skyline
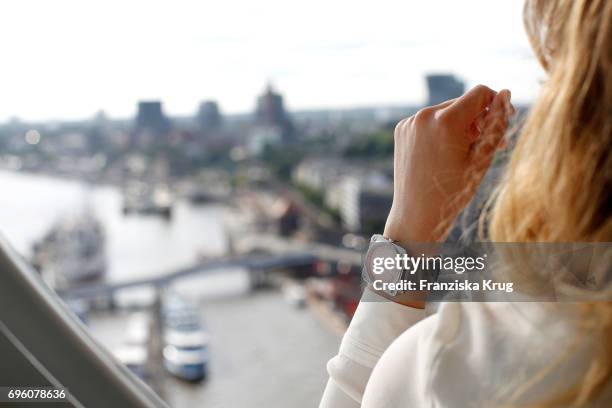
[0,0,543,122]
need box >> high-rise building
[426,74,465,106]
[197,100,222,132]
[254,84,294,142]
[337,173,393,233]
[135,101,170,135]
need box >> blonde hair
[488,0,612,405]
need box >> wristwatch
[362,234,410,297]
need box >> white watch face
[365,242,403,286]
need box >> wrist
[384,206,447,245]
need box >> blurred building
[335,174,392,233]
[197,100,222,132]
[426,74,465,106]
[247,126,282,155]
[133,101,171,146]
[253,84,294,143]
[293,159,392,233]
[293,158,353,193]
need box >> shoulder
[363,302,583,407]
[361,302,462,407]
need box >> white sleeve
[319,289,426,407]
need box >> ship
[31,214,107,289]
[122,181,173,219]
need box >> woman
[320,0,611,406]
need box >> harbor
[0,169,351,407]
[89,290,340,408]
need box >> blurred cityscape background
[0,1,539,407]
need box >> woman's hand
[384,85,514,246]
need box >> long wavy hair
[488,0,612,405]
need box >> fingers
[470,89,512,171]
[442,85,497,127]
[497,89,516,149]
[471,89,515,147]
[486,89,512,147]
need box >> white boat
[163,345,208,382]
[282,282,307,308]
[32,214,106,289]
[164,328,210,350]
[161,293,210,381]
[125,312,151,346]
[122,181,173,218]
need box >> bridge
[58,252,315,299]
[59,234,362,300]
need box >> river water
[0,170,340,407]
[0,170,227,282]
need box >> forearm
[320,289,426,407]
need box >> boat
[282,281,307,308]
[179,174,230,205]
[31,214,106,289]
[186,189,221,205]
[163,344,208,382]
[122,181,173,219]
[161,293,210,382]
[125,312,151,346]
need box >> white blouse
[320,290,608,407]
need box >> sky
[0,0,544,122]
